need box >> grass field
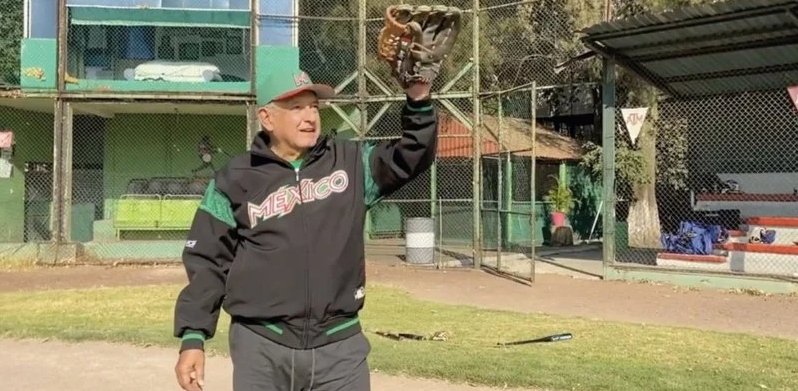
[0,283,796,391]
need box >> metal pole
[430,160,437,220]
[51,100,64,244]
[61,102,74,242]
[530,82,536,282]
[601,59,616,278]
[496,93,503,272]
[357,0,368,139]
[437,197,443,270]
[246,102,258,149]
[358,0,371,243]
[56,0,67,92]
[471,0,482,269]
[249,0,258,95]
[52,0,68,250]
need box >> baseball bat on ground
[496,332,573,346]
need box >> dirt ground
[1,259,797,391]
[2,260,797,339]
[0,339,543,391]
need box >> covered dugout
[578,0,798,290]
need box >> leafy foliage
[575,0,712,194]
[580,140,648,186]
[0,0,23,85]
[543,175,576,213]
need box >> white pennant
[621,107,649,146]
[788,85,798,113]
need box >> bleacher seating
[113,177,209,238]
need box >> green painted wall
[101,105,358,212]
[101,113,248,221]
[82,104,360,242]
[0,107,54,243]
[20,39,58,90]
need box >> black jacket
[173,96,438,351]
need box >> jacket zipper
[295,164,312,349]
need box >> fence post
[50,99,73,246]
[62,101,73,243]
[249,0,258,94]
[357,0,368,138]
[601,58,616,277]
[247,102,258,149]
[357,0,370,243]
[496,93,503,272]
[530,82,536,282]
[51,100,64,245]
[56,0,67,92]
[471,0,482,269]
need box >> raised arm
[365,2,462,206]
[173,177,238,352]
[363,90,437,207]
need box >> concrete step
[745,216,798,228]
[656,242,798,277]
[727,217,798,245]
[715,243,798,276]
[656,216,798,276]
[656,252,731,273]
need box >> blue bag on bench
[660,221,728,255]
[760,228,776,244]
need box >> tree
[0,0,23,85]
[578,0,707,248]
[297,0,505,94]
[293,0,700,249]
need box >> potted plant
[544,176,575,227]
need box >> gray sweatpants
[228,322,372,391]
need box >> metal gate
[479,85,538,282]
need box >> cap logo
[294,72,311,87]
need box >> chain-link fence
[609,87,798,279]
[64,101,248,262]
[480,89,538,280]
[61,3,253,94]
[3,0,611,272]
[356,0,477,267]
[475,0,602,280]
[585,0,798,282]
[0,103,55,241]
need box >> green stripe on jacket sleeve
[198,179,237,228]
[362,142,382,208]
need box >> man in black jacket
[172,65,437,391]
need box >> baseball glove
[377,4,463,89]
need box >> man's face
[259,91,322,154]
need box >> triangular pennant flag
[621,107,649,146]
[787,85,798,112]
[0,132,12,149]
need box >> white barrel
[405,217,435,264]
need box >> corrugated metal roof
[437,113,583,161]
[580,0,798,97]
[583,0,797,36]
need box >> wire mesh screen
[297,0,359,91]
[5,0,611,271]
[479,0,602,92]
[479,89,544,280]
[609,86,798,279]
[0,104,54,248]
[63,8,252,93]
[67,103,248,262]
